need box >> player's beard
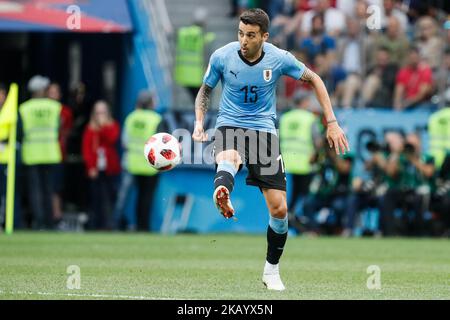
[243,40,264,60]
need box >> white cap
[193,7,208,25]
[28,75,50,93]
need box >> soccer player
[191,8,349,291]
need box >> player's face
[238,22,268,60]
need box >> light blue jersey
[203,41,306,134]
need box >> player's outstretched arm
[192,84,212,142]
[301,68,350,155]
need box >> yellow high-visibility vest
[0,122,12,164]
[20,98,62,165]
[175,25,214,87]
[428,107,450,169]
[124,109,161,175]
[280,109,317,174]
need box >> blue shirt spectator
[299,14,336,65]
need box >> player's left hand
[326,122,349,155]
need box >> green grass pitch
[0,232,449,300]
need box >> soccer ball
[144,132,182,171]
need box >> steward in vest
[175,8,215,102]
[113,90,162,231]
[19,75,61,230]
[279,91,322,231]
[428,106,450,170]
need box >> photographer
[343,140,387,237]
[380,132,435,236]
[303,142,354,235]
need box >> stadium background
[0,0,449,236]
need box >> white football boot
[262,261,286,291]
[213,186,235,219]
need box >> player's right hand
[326,122,350,155]
[192,123,208,142]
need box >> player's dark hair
[239,8,270,34]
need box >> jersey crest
[263,69,272,82]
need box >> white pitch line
[0,290,177,300]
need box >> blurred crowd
[280,91,450,238]
[231,0,450,110]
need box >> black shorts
[213,126,286,191]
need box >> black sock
[214,171,234,192]
[266,226,288,265]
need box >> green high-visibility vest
[428,107,450,169]
[20,98,62,165]
[124,109,161,175]
[175,25,213,87]
[279,109,316,174]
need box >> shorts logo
[263,69,272,82]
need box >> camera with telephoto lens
[366,140,381,153]
[403,142,416,155]
[366,140,389,153]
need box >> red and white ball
[144,133,182,171]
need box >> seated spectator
[269,0,303,50]
[380,0,409,33]
[362,47,399,108]
[415,16,444,72]
[336,17,366,108]
[352,0,372,28]
[369,16,410,67]
[296,0,314,12]
[299,13,337,67]
[393,47,434,110]
[336,0,378,19]
[407,0,450,26]
[435,48,450,108]
[301,0,346,37]
[313,53,346,105]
